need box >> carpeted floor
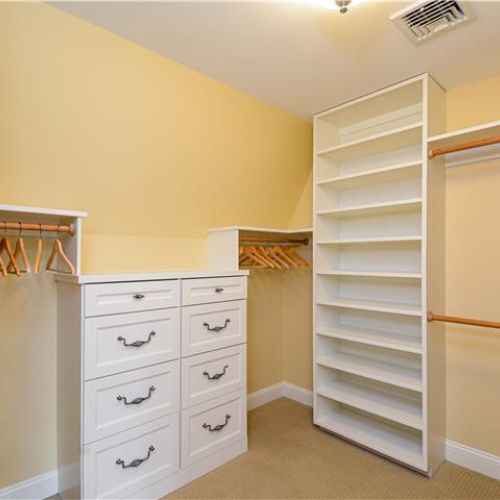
[167,398,500,499]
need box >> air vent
[390,0,474,44]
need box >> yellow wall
[0,2,311,488]
[445,75,500,456]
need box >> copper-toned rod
[427,311,500,330]
[0,222,74,235]
[239,236,309,245]
[428,136,500,159]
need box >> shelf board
[316,326,421,354]
[317,270,422,279]
[428,120,500,148]
[316,198,422,218]
[316,352,422,392]
[316,161,421,189]
[317,298,422,317]
[315,408,424,470]
[316,123,423,162]
[316,381,423,430]
[317,235,422,245]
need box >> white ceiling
[55,1,500,119]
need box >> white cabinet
[313,74,446,475]
[57,271,248,499]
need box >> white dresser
[55,271,248,499]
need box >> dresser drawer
[182,300,246,356]
[85,309,180,380]
[182,276,246,306]
[84,361,180,443]
[182,345,246,408]
[85,280,180,317]
[181,390,246,467]
[83,414,179,499]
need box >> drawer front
[84,361,180,443]
[182,300,246,357]
[85,309,180,380]
[83,415,179,499]
[182,276,247,306]
[181,390,246,467]
[182,345,246,408]
[85,280,180,317]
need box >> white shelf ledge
[316,298,422,317]
[316,353,422,392]
[316,161,421,189]
[316,198,422,218]
[317,270,422,279]
[316,123,423,162]
[316,236,422,245]
[428,120,500,147]
[316,381,423,430]
[316,327,421,354]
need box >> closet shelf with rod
[427,312,500,330]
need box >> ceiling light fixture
[335,0,352,13]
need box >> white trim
[248,383,500,482]
[445,440,500,481]
[0,469,58,500]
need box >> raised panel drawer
[182,276,247,306]
[182,300,246,356]
[182,345,246,408]
[85,309,180,380]
[83,414,179,499]
[84,361,180,443]
[181,389,246,467]
[85,280,180,317]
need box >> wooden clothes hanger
[283,246,309,268]
[7,225,31,274]
[34,224,44,274]
[46,233,76,275]
[0,227,20,277]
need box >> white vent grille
[390,0,474,44]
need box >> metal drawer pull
[203,365,229,381]
[215,287,224,293]
[117,386,156,405]
[203,414,231,432]
[202,319,231,332]
[117,331,156,347]
[133,293,145,299]
[116,445,155,469]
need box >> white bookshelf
[313,74,446,475]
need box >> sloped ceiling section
[56,1,500,118]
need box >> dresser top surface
[54,269,249,284]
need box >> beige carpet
[167,398,500,499]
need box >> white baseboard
[247,382,500,482]
[445,440,500,481]
[0,469,58,499]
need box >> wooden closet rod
[239,236,309,245]
[427,311,500,330]
[0,221,74,235]
[428,136,500,159]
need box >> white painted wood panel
[85,280,180,317]
[83,415,179,499]
[181,345,246,408]
[182,276,246,305]
[182,301,246,356]
[84,309,180,379]
[181,390,246,468]
[84,361,180,443]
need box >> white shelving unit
[313,74,446,474]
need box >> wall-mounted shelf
[0,204,87,275]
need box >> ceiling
[55,1,500,119]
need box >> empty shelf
[315,405,424,470]
[316,352,422,392]
[317,298,422,317]
[317,236,422,245]
[316,123,423,162]
[317,270,422,279]
[316,326,421,354]
[317,161,421,189]
[316,380,422,430]
[316,198,422,218]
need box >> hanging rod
[427,311,500,330]
[0,221,74,235]
[428,136,500,159]
[239,236,309,245]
